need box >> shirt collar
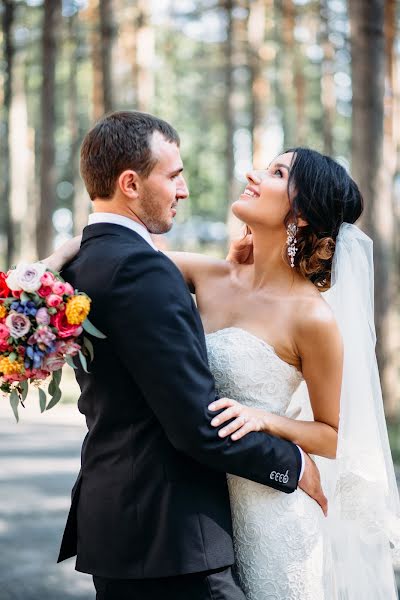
[88,213,158,251]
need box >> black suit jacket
[57,223,301,579]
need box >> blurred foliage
[0,0,399,416]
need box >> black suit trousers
[93,566,246,600]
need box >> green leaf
[20,379,29,402]
[38,388,47,413]
[83,337,94,362]
[8,352,17,363]
[48,379,55,396]
[64,355,77,370]
[10,390,19,423]
[20,292,31,303]
[48,374,58,397]
[78,350,89,374]
[82,318,106,339]
[46,387,62,411]
[53,368,62,387]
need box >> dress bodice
[205,327,303,416]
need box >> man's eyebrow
[168,166,184,176]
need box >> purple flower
[36,307,50,325]
[5,312,31,339]
[29,325,56,347]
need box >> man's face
[137,132,189,234]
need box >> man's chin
[148,221,173,235]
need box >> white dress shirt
[88,212,158,251]
[88,212,305,482]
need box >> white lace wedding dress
[206,326,326,600]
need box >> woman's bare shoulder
[292,286,340,351]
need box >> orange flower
[65,295,91,325]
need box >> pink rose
[38,285,52,298]
[72,326,83,337]
[52,281,66,296]
[41,272,55,287]
[36,307,50,325]
[29,368,50,380]
[46,294,63,308]
[50,311,81,338]
[0,340,10,352]
[0,323,10,339]
[5,312,31,338]
[42,354,65,372]
[64,282,75,296]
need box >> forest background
[1,0,400,452]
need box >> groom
[58,111,326,600]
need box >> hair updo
[284,148,363,291]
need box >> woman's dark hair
[283,148,363,291]
[80,111,180,200]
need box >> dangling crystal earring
[286,223,298,268]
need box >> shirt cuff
[296,445,305,481]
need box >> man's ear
[118,169,140,199]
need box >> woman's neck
[248,227,295,292]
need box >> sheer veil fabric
[287,223,400,598]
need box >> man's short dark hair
[80,111,180,200]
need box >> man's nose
[177,176,189,199]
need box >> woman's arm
[166,231,253,291]
[209,299,343,459]
[41,235,82,272]
[164,251,224,293]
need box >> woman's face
[232,152,295,230]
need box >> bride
[48,147,399,599]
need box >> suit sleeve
[106,252,301,493]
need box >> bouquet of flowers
[0,262,104,421]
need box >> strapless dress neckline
[205,326,302,376]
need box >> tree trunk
[349,0,395,409]
[90,1,102,120]
[99,0,114,113]
[2,0,15,267]
[87,0,109,121]
[135,0,155,112]
[382,0,399,416]
[117,0,138,108]
[319,0,335,156]
[10,46,36,263]
[279,0,296,147]
[247,0,268,167]
[221,0,235,207]
[67,12,91,235]
[37,0,62,259]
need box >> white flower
[5,269,22,292]
[6,262,47,293]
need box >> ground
[0,402,92,599]
[0,399,399,599]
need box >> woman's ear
[297,216,308,227]
[118,170,139,199]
